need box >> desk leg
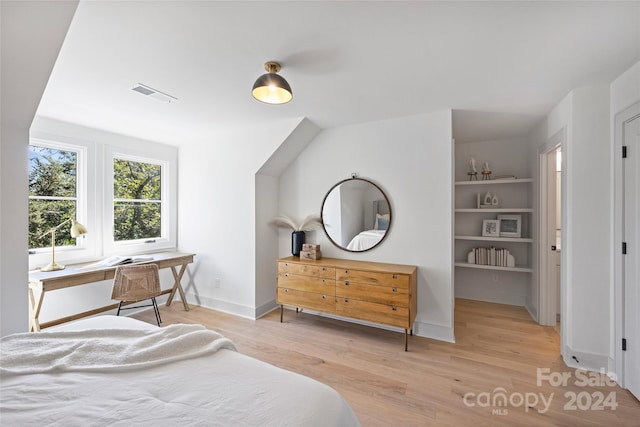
[166,263,190,311]
[28,283,44,332]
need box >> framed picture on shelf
[498,214,522,237]
[482,219,500,237]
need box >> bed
[346,199,390,251]
[346,229,386,251]
[0,315,360,426]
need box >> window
[28,132,177,270]
[28,141,86,253]
[113,158,162,242]
[104,144,177,256]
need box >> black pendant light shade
[252,61,293,104]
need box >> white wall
[0,1,78,335]
[277,111,455,342]
[540,86,611,370]
[177,118,309,319]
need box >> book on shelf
[84,255,154,268]
[467,247,515,267]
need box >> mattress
[0,315,360,426]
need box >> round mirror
[321,177,391,252]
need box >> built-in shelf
[455,235,533,243]
[455,178,533,186]
[455,208,533,213]
[454,262,533,273]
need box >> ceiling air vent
[131,83,177,103]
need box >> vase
[291,231,305,257]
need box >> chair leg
[152,297,162,326]
[116,301,123,316]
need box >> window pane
[29,146,77,197]
[114,159,161,200]
[29,199,77,249]
[114,201,161,241]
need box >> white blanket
[1,317,360,426]
[0,324,236,375]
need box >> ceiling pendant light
[252,61,293,105]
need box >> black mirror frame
[320,177,392,253]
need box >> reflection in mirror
[321,177,391,252]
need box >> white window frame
[28,132,177,270]
[28,137,98,269]
[103,144,177,256]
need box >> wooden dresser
[277,256,417,350]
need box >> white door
[624,114,640,400]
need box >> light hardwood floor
[132,299,640,426]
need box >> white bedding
[346,229,385,251]
[1,316,360,426]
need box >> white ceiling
[36,1,640,145]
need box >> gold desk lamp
[39,218,88,272]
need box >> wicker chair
[111,263,162,326]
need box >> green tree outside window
[29,146,78,249]
[113,158,161,241]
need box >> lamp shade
[70,218,88,238]
[252,61,292,105]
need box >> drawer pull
[344,298,349,303]
[344,269,349,274]
[392,306,397,311]
[322,267,327,271]
[284,289,288,293]
[285,263,289,267]
[392,287,398,293]
[392,274,398,279]
[322,295,326,299]
[285,273,289,277]
[345,281,350,286]
[322,279,326,284]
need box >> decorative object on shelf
[480,192,498,208]
[39,218,88,272]
[300,243,321,260]
[481,162,492,180]
[482,219,500,237]
[468,157,478,181]
[498,214,522,238]
[269,214,323,257]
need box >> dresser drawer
[336,281,408,306]
[335,269,409,289]
[278,288,335,313]
[335,298,409,329]
[278,273,335,296]
[278,262,336,279]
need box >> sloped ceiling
[36,1,640,145]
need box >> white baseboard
[414,320,455,343]
[185,293,455,343]
[563,345,611,373]
[184,292,255,319]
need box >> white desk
[28,251,194,331]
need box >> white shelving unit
[454,178,533,273]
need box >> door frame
[538,128,567,332]
[539,136,563,327]
[614,101,640,388]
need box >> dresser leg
[280,305,283,323]
[404,329,408,352]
